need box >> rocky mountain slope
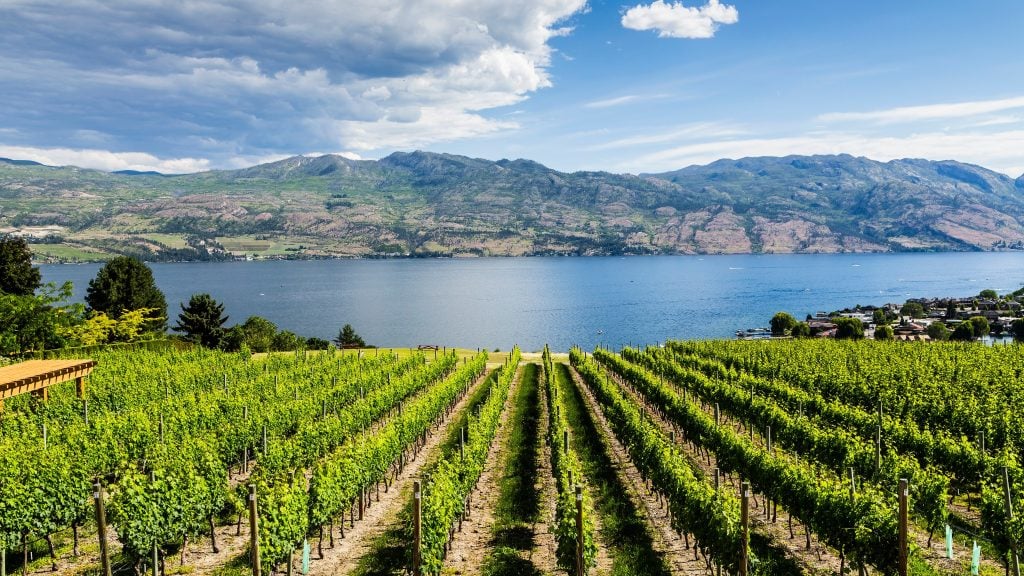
[2,152,1023,259]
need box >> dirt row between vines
[301,367,495,576]
[594,363,843,575]
[567,364,710,576]
[532,364,566,574]
[446,365,525,574]
[671,356,1004,575]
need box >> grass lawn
[31,243,109,261]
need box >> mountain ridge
[3,151,1024,260]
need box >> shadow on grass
[484,363,544,575]
[556,363,672,576]
[750,533,803,576]
[482,547,544,576]
[348,516,411,576]
[490,364,542,549]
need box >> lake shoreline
[41,253,1024,350]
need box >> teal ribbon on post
[971,541,981,576]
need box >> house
[893,322,926,336]
[895,333,931,342]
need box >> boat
[735,327,772,340]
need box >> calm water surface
[41,253,1024,351]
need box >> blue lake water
[40,253,1024,351]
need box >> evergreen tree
[174,294,228,348]
[1011,318,1024,342]
[86,256,167,332]
[0,234,41,296]
[334,324,366,348]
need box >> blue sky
[1,1,1022,175]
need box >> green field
[30,243,110,262]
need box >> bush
[950,322,975,341]
[770,312,797,336]
[834,317,864,340]
[874,324,894,341]
[968,316,990,337]
[900,302,925,319]
[927,322,950,341]
[791,322,811,338]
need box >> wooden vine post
[575,485,585,576]
[740,482,750,576]
[876,426,882,471]
[249,484,261,576]
[898,478,908,576]
[93,481,112,576]
[1004,466,1021,576]
[413,481,422,576]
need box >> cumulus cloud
[0,0,587,169]
[622,0,738,39]
[0,145,211,174]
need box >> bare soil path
[302,368,495,576]
[594,362,843,575]
[565,363,708,576]
[531,364,564,575]
[445,365,526,574]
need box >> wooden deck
[0,359,96,406]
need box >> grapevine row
[589,348,919,574]
[665,342,986,485]
[618,346,951,540]
[256,352,487,573]
[418,348,521,574]
[542,346,597,572]
[569,349,746,574]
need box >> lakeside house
[747,291,1024,341]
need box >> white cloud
[0,0,588,166]
[818,96,1024,124]
[622,0,738,39]
[325,108,519,151]
[620,130,1024,176]
[0,145,211,173]
[585,95,642,108]
[587,121,747,150]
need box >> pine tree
[334,324,366,348]
[86,256,167,332]
[174,294,229,348]
[0,234,41,296]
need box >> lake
[40,253,1024,351]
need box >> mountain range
[2,152,1024,260]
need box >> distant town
[743,288,1024,342]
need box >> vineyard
[1,341,1023,576]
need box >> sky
[1,1,1022,176]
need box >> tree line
[0,234,367,357]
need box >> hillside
[2,152,1024,260]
